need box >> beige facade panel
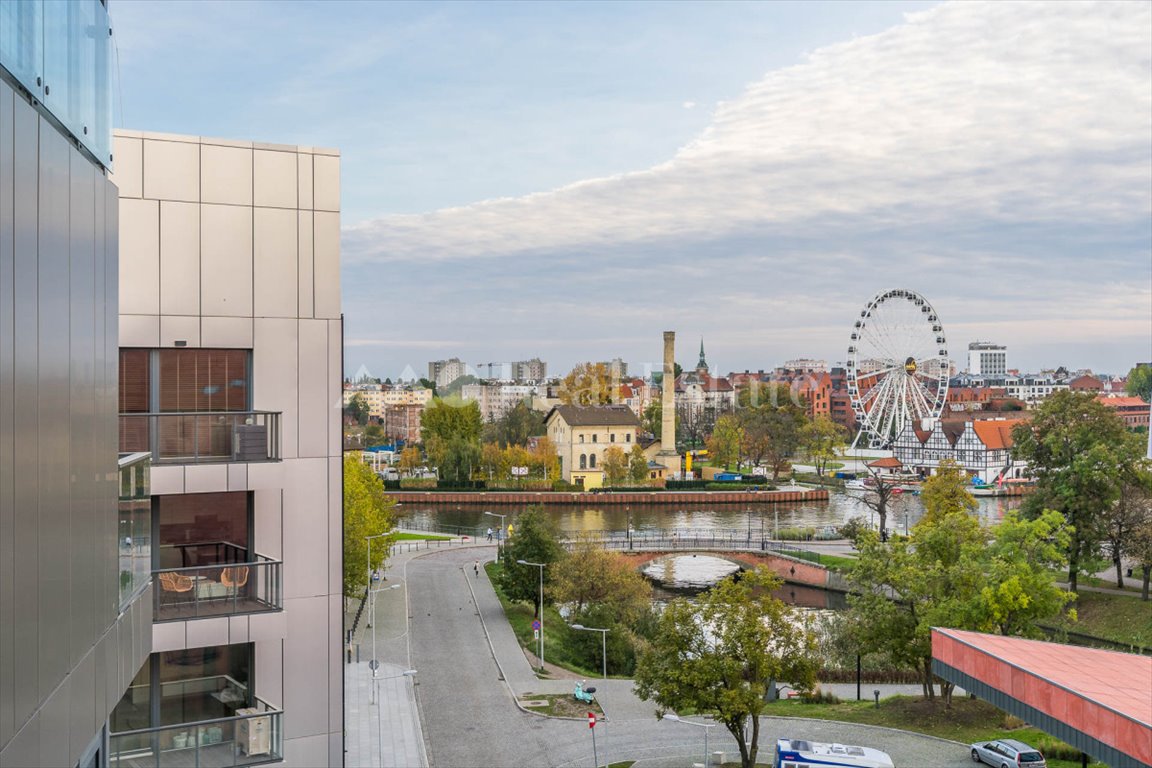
[119,314,160,347]
[253,318,299,459]
[183,464,229,494]
[159,315,200,348]
[254,207,299,318]
[226,463,248,492]
[245,461,285,491]
[298,212,314,318]
[142,138,199,202]
[297,321,330,459]
[118,199,160,315]
[327,321,343,457]
[159,201,200,316]
[252,489,283,560]
[248,610,287,643]
[150,621,186,654]
[297,153,314,210]
[109,136,143,198]
[313,212,340,319]
[200,204,253,316]
[184,617,229,650]
[283,595,330,738]
[200,316,254,348]
[312,154,339,212]
[254,640,284,732]
[327,458,342,595]
[200,144,253,206]
[147,466,185,496]
[254,150,298,209]
[281,460,328,600]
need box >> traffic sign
[533,629,539,640]
[531,619,541,630]
[369,660,379,671]
[588,712,596,729]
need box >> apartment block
[1,3,154,766]
[109,130,343,766]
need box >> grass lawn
[807,552,857,572]
[758,696,1104,767]
[391,532,451,541]
[1046,589,1152,650]
[518,691,604,718]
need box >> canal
[395,489,1023,538]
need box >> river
[394,489,1023,538]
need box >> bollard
[873,689,880,708]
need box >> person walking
[474,560,480,578]
[486,527,493,542]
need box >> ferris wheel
[847,288,950,449]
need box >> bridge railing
[558,531,830,565]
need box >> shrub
[552,479,580,492]
[399,478,437,489]
[838,516,870,542]
[776,526,818,541]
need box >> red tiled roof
[1097,396,1150,409]
[868,457,903,468]
[971,419,1023,450]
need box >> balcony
[109,679,281,768]
[120,411,281,464]
[154,547,282,622]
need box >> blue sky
[112,1,1151,380]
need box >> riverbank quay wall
[387,488,829,506]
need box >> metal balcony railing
[109,694,282,768]
[153,553,282,622]
[119,411,281,464]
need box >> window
[579,454,587,470]
[118,454,151,610]
[610,434,615,443]
[592,434,598,443]
[579,434,585,444]
[589,454,597,469]
[626,433,631,443]
[155,492,251,570]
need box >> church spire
[697,338,708,373]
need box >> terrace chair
[220,566,249,598]
[158,572,194,608]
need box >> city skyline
[112,1,1152,380]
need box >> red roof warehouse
[932,628,1152,767]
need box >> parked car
[970,739,1046,768]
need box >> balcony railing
[153,552,282,622]
[109,695,282,768]
[120,411,281,464]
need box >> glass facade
[118,452,152,610]
[155,492,251,570]
[0,0,113,167]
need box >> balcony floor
[113,741,275,768]
[155,597,278,622]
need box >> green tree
[1103,469,1152,588]
[421,398,483,483]
[551,540,652,623]
[800,415,847,477]
[1126,364,1152,402]
[1128,500,1152,601]
[634,568,818,768]
[707,413,744,470]
[736,388,806,479]
[642,400,662,440]
[417,377,437,394]
[1011,390,1145,592]
[499,507,565,604]
[345,393,370,426]
[628,443,649,485]
[484,399,545,447]
[558,362,615,405]
[343,454,397,600]
[602,445,629,487]
[918,459,977,525]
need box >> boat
[775,738,894,768]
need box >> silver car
[970,739,1047,768]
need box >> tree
[602,446,629,487]
[1012,390,1144,592]
[345,393,370,426]
[483,399,545,447]
[417,377,437,394]
[677,402,719,452]
[558,362,615,406]
[800,415,847,477]
[343,453,397,600]
[1103,469,1152,588]
[918,459,977,526]
[1128,501,1152,601]
[634,568,818,768]
[397,445,422,475]
[551,540,652,623]
[628,444,649,485]
[736,392,805,479]
[1126,364,1152,402]
[498,507,565,604]
[857,465,902,541]
[707,413,744,470]
[421,397,483,484]
[642,400,662,440]
[529,436,560,480]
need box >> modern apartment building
[968,341,1007,377]
[1,3,154,766]
[109,129,344,766]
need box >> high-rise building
[968,342,1007,377]
[111,129,344,765]
[2,4,154,766]
[428,357,468,388]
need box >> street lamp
[570,624,610,679]
[371,668,417,711]
[661,713,716,768]
[483,511,506,556]
[517,559,547,670]
[367,582,400,704]
[365,532,392,626]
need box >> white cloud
[682,101,697,109]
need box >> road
[401,546,973,768]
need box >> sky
[111,0,1151,381]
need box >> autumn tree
[551,540,652,622]
[1012,391,1145,592]
[918,459,977,526]
[343,453,397,601]
[800,415,848,477]
[529,436,561,480]
[559,362,615,406]
[736,386,806,479]
[602,446,629,487]
[634,568,818,768]
[628,444,649,485]
[397,445,422,475]
[706,413,744,470]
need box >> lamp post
[518,559,547,670]
[366,582,400,704]
[372,668,417,713]
[571,624,610,679]
[483,511,506,557]
[774,508,779,542]
[662,713,715,768]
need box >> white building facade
[967,342,1007,377]
[112,130,344,766]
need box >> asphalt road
[406,547,974,768]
